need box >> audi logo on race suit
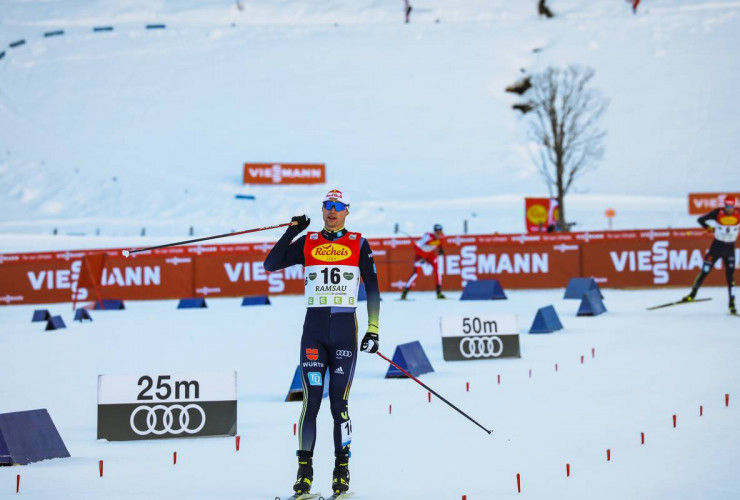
[130,404,206,436]
[458,336,505,359]
[440,315,521,361]
[97,372,236,441]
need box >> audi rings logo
[459,336,504,358]
[130,404,206,436]
[336,350,353,358]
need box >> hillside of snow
[1,0,739,248]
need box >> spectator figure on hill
[538,0,554,18]
[400,224,446,300]
[681,196,739,314]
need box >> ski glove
[360,332,379,353]
[290,215,310,232]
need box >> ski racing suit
[689,207,739,306]
[404,231,445,289]
[264,226,380,456]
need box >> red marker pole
[592,348,595,358]
[516,473,521,493]
[16,475,20,493]
[726,394,730,407]
[466,382,469,392]
[497,374,501,385]
[607,449,611,461]
[293,423,297,436]
[555,363,558,372]
[673,415,677,428]
[173,451,177,465]
[566,463,570,477]
[528,369,532,378]
[641,432,645,445]
[700,405,703,417]
[99,460,104,477]
[389,404,392,415]
[428,391,431,403]
[580,355,584,364]
[235,435,241,451]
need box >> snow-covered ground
[1,0,740,245]
[1,287,739,499]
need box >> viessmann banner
[688,192,740,215]
[243,163,326,185]
[0,229,735,305]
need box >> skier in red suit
[400,224,446,300]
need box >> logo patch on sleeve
[305,348,319,361]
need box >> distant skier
[404,0,412,23]
[400,224,446,300]
[264,189,380,497]
[682,196,739,314]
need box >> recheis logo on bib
[719,214,739,225]
[311,243,352,262]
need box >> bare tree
[527,65,608,230]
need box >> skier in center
[681,195,739,314]
[264,189,381,496]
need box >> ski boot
[293,451,313,494]
[331,453,350,494]
[730,297,737,315]
[436,285,446,299]
[680,289,697,303]
[400,287,409,300]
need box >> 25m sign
[97,372,237,441]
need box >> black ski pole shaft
[376,351,493,435]
[122,221,296,257]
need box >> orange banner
[688,192,740,215]
[243,163,326,185]
[0,229,729,306]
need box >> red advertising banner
[688,192,740,215]
[524,197,558,233]
[581,237,714,287]
[0,228,730,306]
[243,163,326,185]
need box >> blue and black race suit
[264,226,380,455]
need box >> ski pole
[122,221,296,257]
[376,351,493,435]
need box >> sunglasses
[323,200,348,211]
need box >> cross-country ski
[647,298,712,310]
